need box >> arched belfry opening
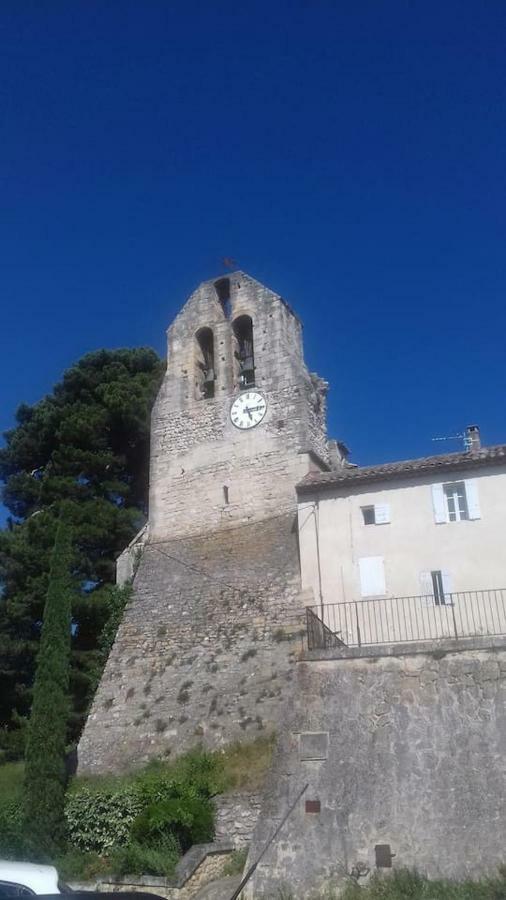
[195,327,215,399]
[233,315,255,388]
[215,277,232,319]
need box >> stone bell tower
[78,272,330,773]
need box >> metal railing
[306,589,506,650]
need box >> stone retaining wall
[245,638,506,897]
[214,791,262,848]
[73,842,234,900]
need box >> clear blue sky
[2,0,506,470]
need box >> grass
[340,869,506,900]
[219,734,275,793]
[222,847,248,876]
[0,761,24,802]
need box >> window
[431,570,445,605]
[443,482,468,521]
[362,506,375,525]
[420,570,453,605]
[358,556,386,597]
[431,479,481,523]
[0,885,35,897]
[361,504,390,525]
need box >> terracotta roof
[296,445,506,493]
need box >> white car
[0,861,63,896]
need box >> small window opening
[431,570,446,605]
[223,485,229,505]
[362,506,376,525]
[233,314,255,388]
[215,278,232,318]
[195,327,215,399]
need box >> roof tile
[297,445,506,493]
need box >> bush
[0,801,26,858]
[132,793,214,854]
[65,748,221,866]
[65,787,143,852]
[0,724,27,763]
[110,835,180,877]
[55,848,111,881]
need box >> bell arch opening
[195,327,215,399]
[233,315,255,389]
[215,278,232,319]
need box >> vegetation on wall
[24,517,73,853]
[341,868,506,900]
[0,737,274,878]
[0,348,164,755]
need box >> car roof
[0,860,59,893]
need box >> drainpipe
[314,500,324,619]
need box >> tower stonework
[78,272,330,773]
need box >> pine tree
[0,348,164,751]
[24,516,73,852]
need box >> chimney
[328,439,351,469]
[465,425,481,453]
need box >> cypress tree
[24,515,73,853]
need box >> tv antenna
[431,430,473,452]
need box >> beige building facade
[297,441,506,645]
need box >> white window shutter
[465,479,481,520]
[442,570,453,602]
[374,503,390,524]
[359,557,386,597]
[432,483,447,523]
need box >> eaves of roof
[296,445,506,494]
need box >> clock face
[230,391,267,430]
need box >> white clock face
[230,391,267,430]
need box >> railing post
[450,595,459,640]
[355,602,361,647]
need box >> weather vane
[221,256,237,270]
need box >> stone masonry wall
[245,640,506,897]
[149,272,329,540]
[80,272,330,773]
[214,792,263,848]
[79,513,305,773]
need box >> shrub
[65,748,222,860]
[0,723,27,763]
[55,848,111,881]
[0,800,26,858]
[132,793,214,854]
[65,787,143,852]
[110,835,180,876]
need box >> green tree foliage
[24,517,73,852]
[0,348,164,751]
